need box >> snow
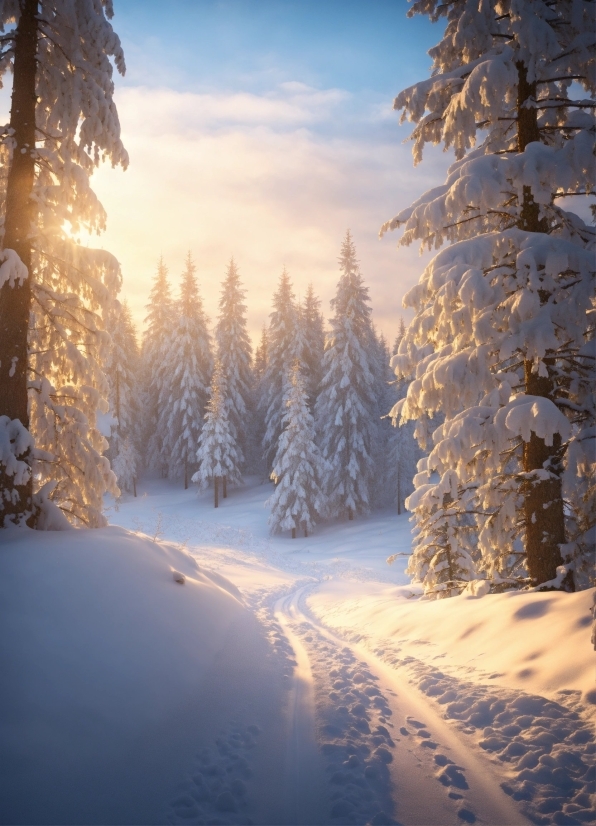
[1,478,593,825]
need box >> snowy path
[275,592,329,824]
[275,583,528,826]
[105,480,594,826]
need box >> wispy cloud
[90,83,450,343]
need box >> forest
[0,1,594,825]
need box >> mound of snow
[308,581,595,701]
[0,526,250,824]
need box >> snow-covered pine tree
[261,268,297,472]
[0,0,127,526]
[142,258,173,478]
[111,436,140,498]
[249,324,269,477]
[160,252,212,488]
[268,361,325,538]
[382,0,595,590]
[402,464,481,598]
[254,325,269,383]
[301,283,325,409]
[386,324,421,516]
[104,301,141,464]
[393,317,406,360]
[215,258,252,469]
[368,328,395,509]
[316,231,378,521]
[193,359,241,507]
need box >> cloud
[88,83,450,345]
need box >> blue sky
[115,0,438,95]
[90,0,450,342]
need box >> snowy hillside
[2,478,592,825]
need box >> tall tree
[301,283,325,409]
[193,359,241,507]
[142,258,173,478]
[268,362,325,538]
[104,299,139,453]
[160,253,212,488]
[104,299,140,495]
[0,0,127,526]
[260,268,297,471]
[383,0,595,590]
[315,231,378,521]
[215,258,252,469]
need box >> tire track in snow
[283,584,530,826]
[275,592,330,825]
[276,587,399,825]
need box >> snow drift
[0,526,250,824]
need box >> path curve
[277,583,529,826]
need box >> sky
[85,0,453,345]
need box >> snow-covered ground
[1,477,593,825]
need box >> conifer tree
[104,299,140,495]
[0,0,127,526]
[111,436,140,498]
[268,362,325,538]
[254,325,269,384]
[215,258,252,468]
[250,324,269,476]
[160,253,212,488]
[193,360,241,507]
[301,283,325,409]
[261,269,297,471]
[142,258,173,478]
[316,232,378,521]
[387,324,421,515]
[383,0,595,590]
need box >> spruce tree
[105,301,141,460]
[193,360,241,507]
[316,232,378,521]
[142,258,173,478]
[160,253,212,488]
[268,362,325,538]
[301,284,326,410]
[383,0,595,590]
[250,324,269,477]
[111,436,140,499]
[215,258,252,468]
[261,269,297,471]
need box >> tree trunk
[304,525,307,538]
[214,476,219,508]
[133,477,137,498]
[516,62,569,588]
[348,508,353,521]
[523,363,567,586]
[223,475,227,499]
[291,526,296,539]
[184,458,188,490]
[0,0,38,523]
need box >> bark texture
[516,62,568,588]
[0,0,38,522]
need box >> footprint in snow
[167,723,261,825]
